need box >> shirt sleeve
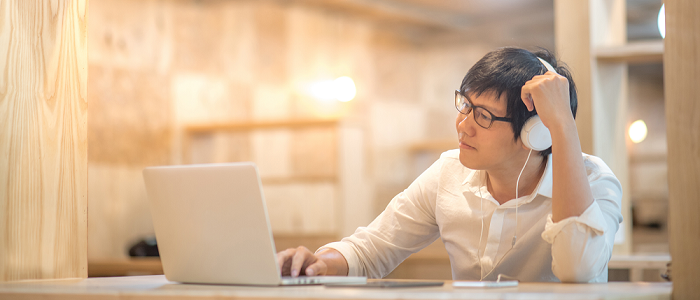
[540,155,623,283]
[316,153,446,278]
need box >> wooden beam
[556,0,632,255]
[595,40,664,63]
[555,0,594,155]
[292,0,474,31]
[664,0,700,297]
[0,0,88,281]
[185,119,339,134]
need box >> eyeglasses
[455,90,513,129]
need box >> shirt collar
[462,153,553,203]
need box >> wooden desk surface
[0,275,671,300]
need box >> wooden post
[554,0,593,155]
[664,0,700,297]
[0,0,88,281]
[555,0,631,254]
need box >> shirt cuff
[316,242,364,277]
[541,201,607,244]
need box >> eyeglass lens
[456,93,494,129]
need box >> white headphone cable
[513,148,533,246]
[478,148,533,281]
[477,172,485,280]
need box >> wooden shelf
[609,253,670,282]
[409,139,456,154]
[630,153,667,164]
[88,258,163,277]
[261,176,338,185]
[609,254,670,269]
[595,40,664,64]
[186,119,339,134]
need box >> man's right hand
[277,246,328,277]
[276,246,348,277]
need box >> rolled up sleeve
[317,154,445,278]
[541,156,623,283]
[316,242,364,276]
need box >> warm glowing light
[309,76,356,102]
[334,76,356,102]
[309,80,336,101]
[629,120,648,143]
[658,4,665,39]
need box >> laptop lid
[143,162,282,285]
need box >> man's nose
[457,111,476,136]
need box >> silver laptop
[143,162,367,286]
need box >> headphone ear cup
[520,115,552,151]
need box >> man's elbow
[551,233,612,283]
[554,259,608,283]
[556,268,605,283]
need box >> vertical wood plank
[664,0,700,297]
[0,0,88,281]
[554,0,593,155]
[590,0,631,255]
[555,0,632,255]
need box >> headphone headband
[536,57,557,74]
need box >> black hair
[459,47,578,157]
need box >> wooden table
[0,275,672,300]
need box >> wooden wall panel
[291,128,337,178]
[254,2,288,85]
[171,0,226,74]
[86,0,172,72]
[84,0,517,264]
[87,66,171,165]
[88,163,154,259]
[0,0,88,281]
[188,132,252,164]
[372,35,422,104]
[664,0,700,297]
[265,183,337,235]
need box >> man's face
[455,91,526,171]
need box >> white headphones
[519,57,556,151]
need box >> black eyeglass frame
[455,90,513,129]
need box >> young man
[277,47,623,283]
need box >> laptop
[143,162,367,286]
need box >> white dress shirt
[320,149,623,282]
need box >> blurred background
[86,0,668,280]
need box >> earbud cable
[514,149,533,246]
[478,148,533,281]
[477,173,485,280]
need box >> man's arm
[521,71,594,222]
[523,71,623,283]
[277,152,448,278]
[549,119,594,222]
